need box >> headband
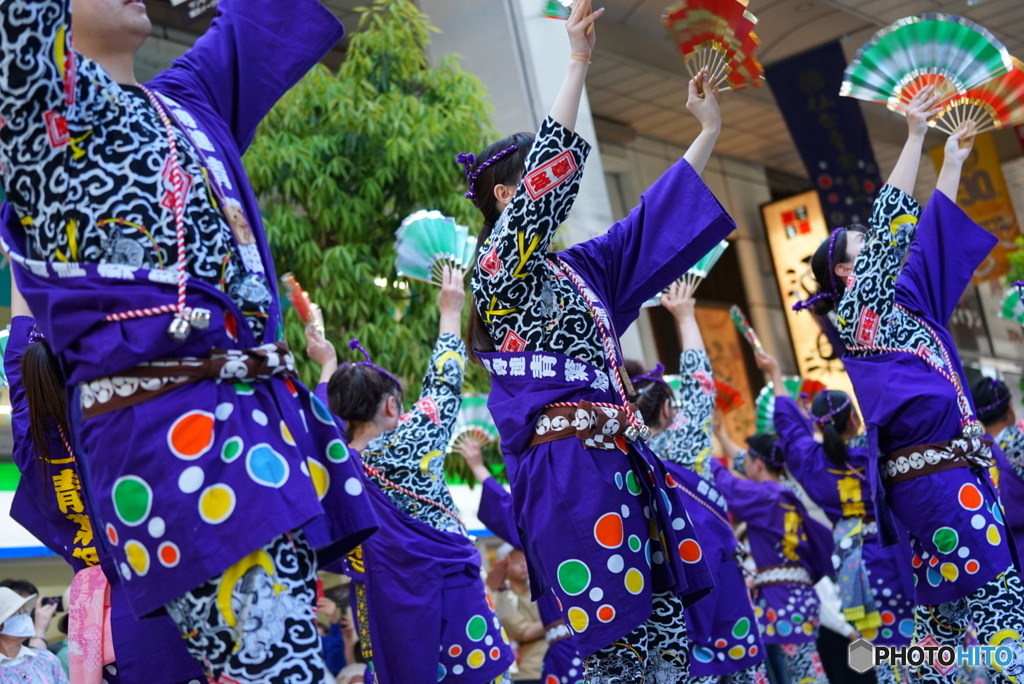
[632,363,668,389]
[976,379,1011,418]
[345,338,402,390]
[792,228,846,312]
[812,390,852,425]
[457,144,520,201]
[28,328,46,345]
[747,442,785,470]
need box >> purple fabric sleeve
[148,0,345,152]
[560,158,736,334]
[709,457,763,521]
[477,477,522,548]
[773,396,821,482]
[895,191,997,325]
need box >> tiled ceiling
[587,0,1024,178]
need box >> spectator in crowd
[488,544,548,683]
[0,579,57,651]
[0,586,68,683]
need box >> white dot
[178,466,204,494]
[621,505,630,518]
[572,658,582,666]
[643,506,651,519]
[607,554,624,573]
[882,588,892,597]
[215,403,234,421]
[671,518,685,530]
[972,514,986,530]
[652,551,665,565]
[300,461,309,476]
[569,669,578,677]
[251,409,268,426]
[958,547,970,559]
[345,477,363,496]
[589,587,604,602]
[485,635,493,646]
[452,665,464,675]
[840,538,852,549]
[120,562,131,580]
[147,517,166,538]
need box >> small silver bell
[638,425,652,442]
[168,316,192,342]
[190,307,212,330]
[624,426,639,442]
[962,422,983,439]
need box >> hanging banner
[170,0,219,26]
[766,42,883,230]
[761,190,857,401]
[928,132,1022,284]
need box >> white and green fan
[395,210,476,285]
[450,394,500,449]
[642,240,730,308]
[0,326,9,388]
[1000,286,1024,325]
[754,376,827,433]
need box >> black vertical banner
[767,42,882,229]
[170,0,219,26]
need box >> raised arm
[771,396,822,484]
[886,87,942,197]
[662,280,703,353]
[148,0,345,151]
[682,70,721,177]
[0,0,69,139]
[549,0,603,132]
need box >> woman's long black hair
[810,390,855,468]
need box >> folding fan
[1000,286,1024,326]
[395,210,476,286]
[754,377,827,433]
[715,379,743,414]
[730,305,763,352]
[640,240,730,308]
[543,0,572,19]
[450,394,500,449]
[840,14,1013,113]
[662,0,764,95]
[930,57,1024,135]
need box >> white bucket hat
[0,587,36,627]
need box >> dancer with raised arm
[462,1,735,677]
[0,2,377,680]
[799,84,1024,681]
[306,267,513,684]
[630,280,768,684]
[754,350,915,684]
[711,427,835,684]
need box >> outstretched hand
[566,0,604,57]
[754,351,779,376]
[305,323,337,369]
[454,434,486,470]
[686,68,721,132]
[438,265,466,316]
[944,121,976,165]
[904,86,943,138]
[661,280,696,320]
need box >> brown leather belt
[880,437,993,486]
[529,400,632,450]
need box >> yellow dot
[729,645,746,660]
[280,421,296,446]
[199,484,236,524]
[624,568,644,595]
[567,607,589,633]
[307,459,330,500]
[754,606,764,618]
[940,562,959,582]
[124,540,150,576]
[766,625,776,636]
[467,650,485,669]
[501,628,509,644]
[803,622,814,635]
[987,525,1002,546]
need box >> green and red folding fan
[841,13,1014,113]
[754,376,826,433]
[662,0,764,95]
[395,210,477,286]
[715,379,744,414]
[930,57,1024,135]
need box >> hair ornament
[457,144,520,201]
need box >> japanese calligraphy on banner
[928,132,1022,284]
[766,42,883,229]
[761,190,857,400]
[170,0,219,26]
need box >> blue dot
[777,621,793,637]
[246,444,290,488]
[437,664,446,681]
[926,567,943,587]
[614,472,623,489]
[899,619,915,638]
[694,646,715,663]
[311,395,335,425]
[659,488,673,515]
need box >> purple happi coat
[472,115,735,658]
[993,423,1024,562]
[773,396,915,646]
[0,0,377,617]
[712,460,834,645]
[6,317,204,684]
[839,190,1011,605]
[478,477,586,684]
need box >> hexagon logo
[848,638,875,673]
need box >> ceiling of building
[142,0,1024,181]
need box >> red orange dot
[882,611,895,625]
[666,474,677,487]
[597,605,615,623]
[490,648,500,659]
[158,542,180,568]
[449,645,462,657]
[594,513,624,549]
[958,484,983,511]
[106,524,118,546]
[678,539,703,563]
[965,560,981,574]
[168,411,215,460]
[929,556,939,567]
[912,555,922,568]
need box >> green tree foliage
[245,0,494,398]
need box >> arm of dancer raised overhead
[756,351,818,478]
[660,281,716,474]
[559,73,732,330]
[149,0,345,151]
[898,124,998,325]
[421,266,468,407]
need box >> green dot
[933,527,959,554]
[466,615,487,641]
[732,617,750,638]
[628,535,641,552]
[791,613,803,624]
[557,559,591,596]
[625,471,641,495]
[222,437,243,463]
[882,629,893,639]
[112,476,152,526]
[327,440,349,463]
[232,381,254,396]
